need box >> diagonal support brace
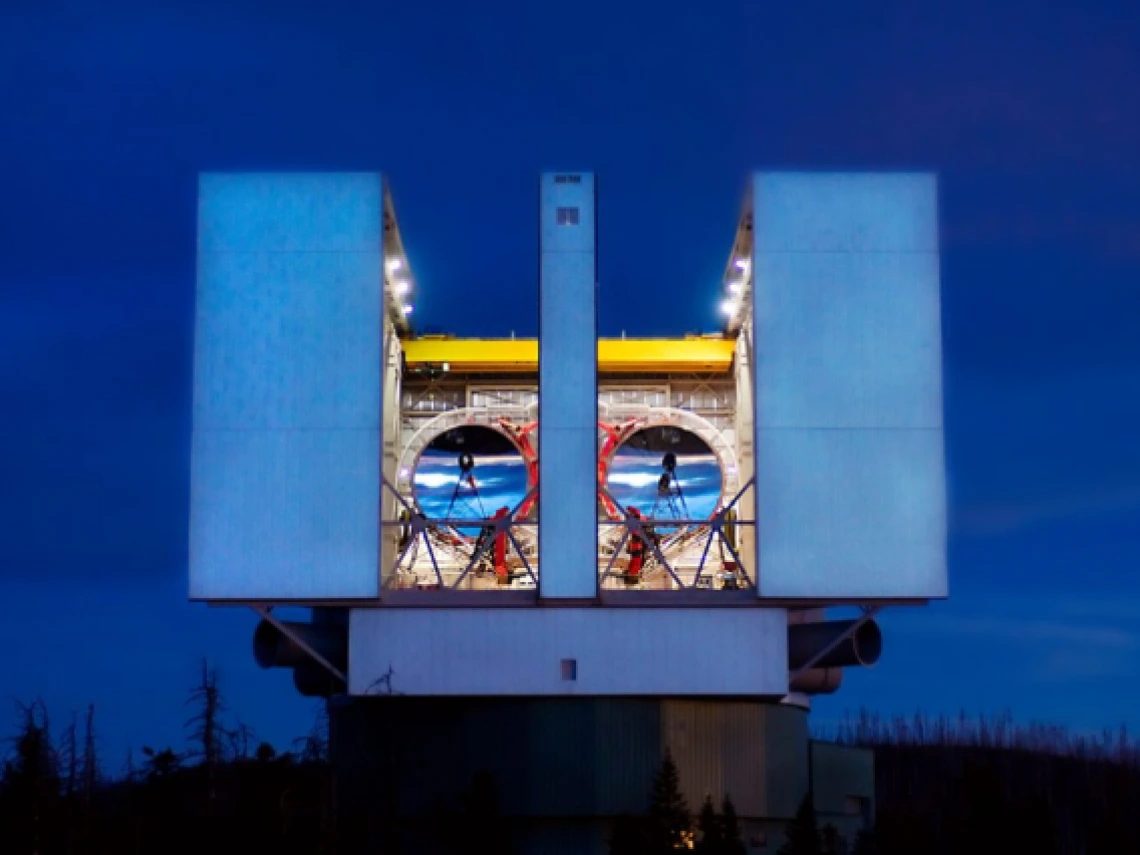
[253,606,347,685]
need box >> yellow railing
[402,336,735,374]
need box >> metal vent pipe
[787,619,882,670]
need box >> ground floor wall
[329,696,873,853]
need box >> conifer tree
[647,748,691,852]
[0,700,61,854]
[721,795,746,855]
[696,794,724,853]
[778,794,822,855]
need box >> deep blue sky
[2,0,1139,766]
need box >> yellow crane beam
[402,337,735,374]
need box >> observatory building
[190,171,946,852]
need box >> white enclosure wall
[349,608,788,695]
[190,173,385,600]
[753,173,947,599]
[538,173,599,599]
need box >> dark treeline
[0,662,333,855]
[4,673,1139,854]
[821,710,1140,855]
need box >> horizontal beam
[403,337,735,374]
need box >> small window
[560,658,577,681]
[556,206,580,226]
[554,174,581,184]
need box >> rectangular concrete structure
[190,173,385,600]
[752,172,947,600]
[538,172,599,599]
[348,607,788,695]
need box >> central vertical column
[538,172,598,600]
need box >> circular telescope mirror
[414,425,528,536]
[605,425,723,532]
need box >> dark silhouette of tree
[58,712,80,854]
[696,794,724,853]
[609,813,651,855]
[185,660,224,805]
[59,712,78,801]
[0,699,61,855]
[779,794,822,855]
[294,702,330,764]
[78,704,100,851]
[140,746,182,780]
[875,808,936,855]
[226,719,257,761]
[5,693,1140,855]
[693,793,746,854]
[721,796,746,855]
[820,823,840,855]
[1012,794,1059,855]
[122,747,136,784]
[949,760,1015,855]
[647,748,691,852]
[81,705,98,800]
[850,827,877,855]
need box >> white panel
[199,173,384,253]
[194,250,382,430]
[757,429,947,598]
[753,172,938,253]
[349,608,788,696]
[754,252,942,430]
[190,173,384,601]
[190,430,380,599]
[753,172,946,600]
[539,173,598,599]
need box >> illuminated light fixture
[386,257,403,272]
[399,468,410,479]
[728,280,743,294]
[720,299,738,316]
[734,257,749,271]
[394,279,411,295]
[402,304,414,315]
[442,362,450,372]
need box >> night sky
[2,1,1139,766]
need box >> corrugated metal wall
[330,696,817,820]
[329,697,877,855]
[663,700,767,816]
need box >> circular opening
[605,426,724,531]
[852,621,883,667]
[413,425,528,535]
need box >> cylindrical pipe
[253,619,348,672]
[788,668,844,695]
[787,619,882,670]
